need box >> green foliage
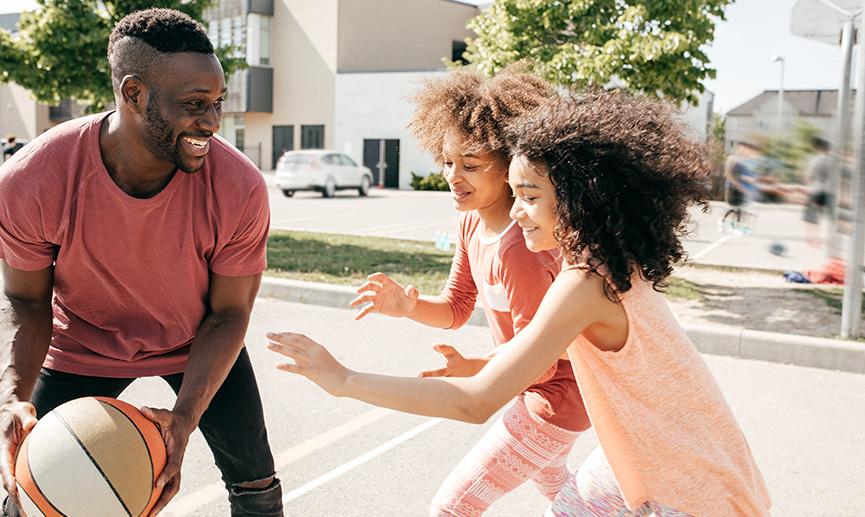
[458,0,733,105]
[758,121,823,183]
[410,172,450,191]
[0,0,246,111]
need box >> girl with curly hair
[267,90,770,516]
[345,68,591,516]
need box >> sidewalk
[258,276,865,374]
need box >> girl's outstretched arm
[267,269,608,423]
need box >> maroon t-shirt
[0,113,270,377]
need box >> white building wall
[679,90,714,142]
[335,71,442,189]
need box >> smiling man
[0,9,282,516]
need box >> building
[204,0,479,188]
[725,89,843,150]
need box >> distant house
[725,89,844,151]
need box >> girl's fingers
[354,281,381,295]
[350,294,376,308]
[354,305,376,321]
[276,362,302,374]
[367,272,390,285]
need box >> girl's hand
[266,332,352,396]
[349,272,419,320]
[418,344,488,378]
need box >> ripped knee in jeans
[230,474,281,497]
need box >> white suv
[275,150,374,198]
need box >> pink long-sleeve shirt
[440,211,589,431]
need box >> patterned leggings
[429,395,581,517]
[545,447,693,517]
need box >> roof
[0,13,20,34]
[727,89,849,117]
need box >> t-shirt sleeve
[500,244,558,384]
[440,217,478,329]
[210,181,270,277]
[0,162,58,271]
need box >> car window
[320,154,338,165]
[339,155,357,167]
[280,153,317,165]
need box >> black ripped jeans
[4,348,283,516]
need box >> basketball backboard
[791,0,862,45]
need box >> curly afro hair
[507,90,710,300]
[408,67,555,164]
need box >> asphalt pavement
[120,298,865,516]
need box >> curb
[259,277,865,375]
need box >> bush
[410,172,450,191]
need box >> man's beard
[144,95,200,173]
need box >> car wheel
[281,189,295,197]
[322,178,336,198]
[358,176,371,197]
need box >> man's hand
[0,401,37,505]
[418,344,489,378]
[350,273,419,320]
[140,407,197,516]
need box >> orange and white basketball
[15,396,166,517]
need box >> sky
[0,0,848,114]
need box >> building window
[452,40,468,64]
[247,13,272,66]
[301,125,325,149]
[220,18,231,49]
[259,16,271,65]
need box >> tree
[460,0,733,105]
[0,1,245,111]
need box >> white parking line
[164,408,393,516]
[691,234,731,262]
[282,418,442,505]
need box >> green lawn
[266,230,701,301]
[266,230,453,294]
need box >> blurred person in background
[720,141,761,234]
[2,135,23,162]
[801,137,835,247]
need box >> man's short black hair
[107,8,214,95]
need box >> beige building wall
[0,82,50,142]
[266,0,338,169]
[337,0,477,72]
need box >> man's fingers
[0,444,17,499]
[149,474,181,516]
[139,406,169,426]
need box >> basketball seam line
[54,411,132,517]
[23,435,67,517]
[97,399,155,497]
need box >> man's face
[142,53,226,173]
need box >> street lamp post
[772,55,786,133]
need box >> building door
[272,125,293,169]
[362,139,400,188]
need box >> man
[1,136,23,161]
[0,9,282,516]
[720,141,759,233]
[802,137,835,247]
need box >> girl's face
[508,155,559,252]
[441,128,510,212]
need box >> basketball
[14,397,166,517]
